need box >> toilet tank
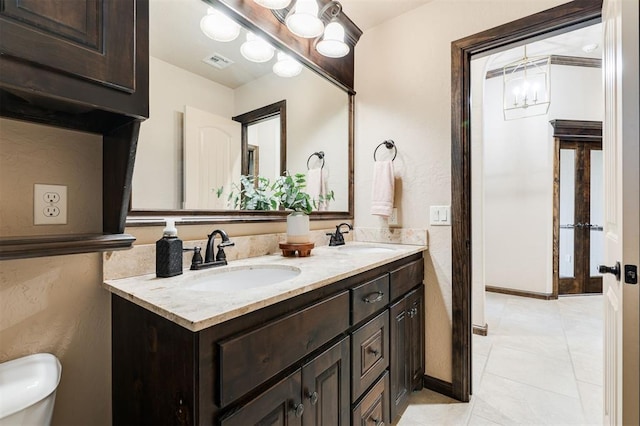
[0,353,62,425]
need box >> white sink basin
[183,265,301,292]
[337,245,396,254]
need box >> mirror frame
[128,0,359,224]
[233,100,287,178]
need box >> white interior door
[602,0,639,424]
[183,106,241,209]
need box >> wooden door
[557,139,603,294]
[183,106,241,210]
[220,370,303,426]
[301,337,350,426]
[602,0,640,424]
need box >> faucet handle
[184,246,203,270]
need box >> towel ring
[306,151,325,170]
[373,140,397,161]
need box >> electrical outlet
[388,208,400,226]
[34,184,67,225]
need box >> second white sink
[183,265,301,292]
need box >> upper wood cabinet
[0,0,149,127]
[0,0,149,259]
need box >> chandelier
[503,45,551,120]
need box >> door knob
[598,261,621,281]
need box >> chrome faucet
[327,223,353,246]
[188,229,235,270]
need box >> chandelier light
[200,7,241,42]
[273,51,303,77]
[285,0,324,38]
[254,0,292,9]
[503,45,551,120]
[240,32,276,63]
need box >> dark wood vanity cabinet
[111,253,424,425]
[0,0,148,259]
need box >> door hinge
[624,265,638,284]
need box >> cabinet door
[389,294,410,422]
[0,0,148,119]
[302,337,350,426]
[389,286,425,422]
[407,287,425,392]
[1,0,135,92]
[220,370,303,426]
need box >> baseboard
[423,375,455,399]
[486,285,556,300]
[473,323,488,336]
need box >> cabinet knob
[372,418,384,426]
[363,291,384,304]
[293,402,304,417]
[307,391,319,405]
[368,347,380,356]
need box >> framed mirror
[129,0,359,221]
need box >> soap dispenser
[156,219,183,278]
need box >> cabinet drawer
[218,291,349,407]
[351,310,389,401]
[351,275,389,325]
[390,258,424,301]
[352,371,390,426]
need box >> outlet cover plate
[388,208,399,226]
[34,184,67,225]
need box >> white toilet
[0,353,62,425]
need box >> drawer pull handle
[308,391,319,405]
[371,418,384,426]
[368,348,380,356]
[293,402,304,417]
[363,291,384,304]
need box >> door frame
[450,0,603,402]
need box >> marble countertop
[103,242,426,332]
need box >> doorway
[552,120,603,295]
[450,0,603,402]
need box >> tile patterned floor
[397,292,603,425]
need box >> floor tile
[396,292,603,425]
[484,346,579,397]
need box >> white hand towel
[371,160,394,217]
[307,168,329,211]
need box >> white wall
[134,56,235,210]
[353,0,572,382]
[482,64,603,294]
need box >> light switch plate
[430,205,451,226]
[34,184,67,225]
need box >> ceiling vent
[202,53,234,70]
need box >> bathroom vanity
[106,244,425,425]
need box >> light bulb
[200,7,240,42]
[240,32,275,63]
[285,0,324,38]
[273,51,303,77]
[254,0,292,9]
[316,21,349,58]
